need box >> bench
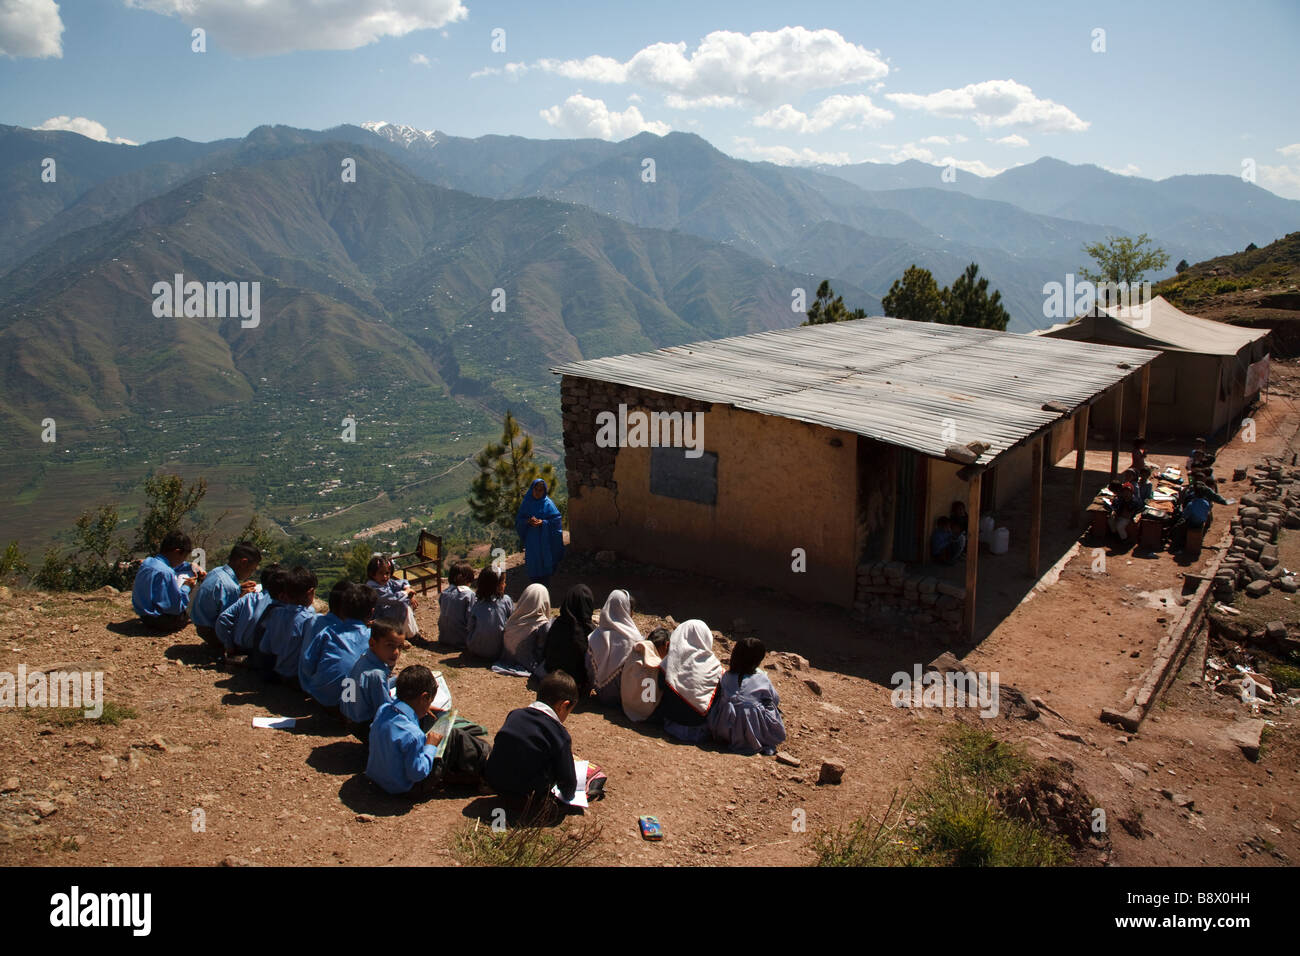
[392,530,443,596]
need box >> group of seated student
[930,501,970,565]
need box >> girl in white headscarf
[494,582,551,676]
[659,619,723,743]
[586,589,642,706]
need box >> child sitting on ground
[341,620,405,740]
[621,627,672,723]
[931,516,961,565]
[215,562,282,656]
[365,555,420,640]
[659,620,723,744]
[467,567,514,661]
[191,542,261,648]
[495,582,551,676]
[298,579,349,686]
[256,566,318,685]
[485,670,578,811]
[707,637,787,756]
[301,582,372,709]
[132,530,202,631]
[366,664,492,796]
[437,561,477,648]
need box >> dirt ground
[2,371,1299,867]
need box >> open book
[552,758,589,809]
[429,708,458,761]
[389,671,452,712]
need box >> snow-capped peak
[361,121,437,147]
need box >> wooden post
[963,470,982,643]
[1137,365,1151,443]
[1110,384,1124,480]
[1028,436,1044,578]
[1070,404,1090,527]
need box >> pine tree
[803,280,867,325]
[941,262,1010,331]
[468,411,558,533]
[881,265,943,323]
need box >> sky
[1,0,1298,196]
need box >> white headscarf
[588,589,642,689]
[503,583,551,657]
[663,619,722,715]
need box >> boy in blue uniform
[132,530,202,632]
[216,563,282,656]
[366,665,491,796]
[191,543,261,648]
[341,620,406,740]
[299,579,353,695]
[301,583,372,709]
[256,566,317,685]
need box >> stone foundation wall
[853,560,966,631]
[1217,457,1300,603]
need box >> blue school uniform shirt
[132,555,192,620]
[304,619,370,707]
[298,612,340,693]
[366,699,436,795]
[341,648,394,725]
[215,590,270,652]
[190,564,240,629]
[259,603,318,679]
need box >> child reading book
[301,582,371,709]
[485,670,578,810]
[366,665,491,796]
[190,542,261,648]
[132,530,201,631]
[256,566,317,684]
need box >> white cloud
[410,53,430,66]
[626,92,642,103]
[1103,163,1141,176]
[752,94,892,134]
[919,135,950,146]
[1277,143,1300,158]
[123,0,467,56]
[730,136,851,166]
[34,115,137,145]
[0,0,63,58]
[885,142,1002,177]
[1259,164,1300,200]
[539,94,670,140]
[469,60,526,79]
[664,93,739,110]
[537,27,889,107]
[886,79,1088,133]
[989,133,1029,148]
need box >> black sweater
[486,706,577,801]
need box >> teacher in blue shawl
[516,478,565,589]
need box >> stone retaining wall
[1216,457,1300,604]
[853,560,966,631]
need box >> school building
[552,317,1157,640]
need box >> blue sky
[2,0,1298,195]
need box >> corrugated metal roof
[551,317,1157,464]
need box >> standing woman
[516,478,565,591]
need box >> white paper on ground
[553,759,589,808]
[252,716,297,729]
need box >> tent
[1035,296,1270,439]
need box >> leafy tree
[803,280,867,326]
[1080,233,1169,286]
[882,265,944,323]
[344,542,373,583]
[132,473,208,555]
[0,541,28,585]
[468,411,558,534]
[231,513,280,563]
[941,262,1010,331]
[33,505,132,591]
[1175,258,1190,273]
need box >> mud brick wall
[853,560,965,632]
